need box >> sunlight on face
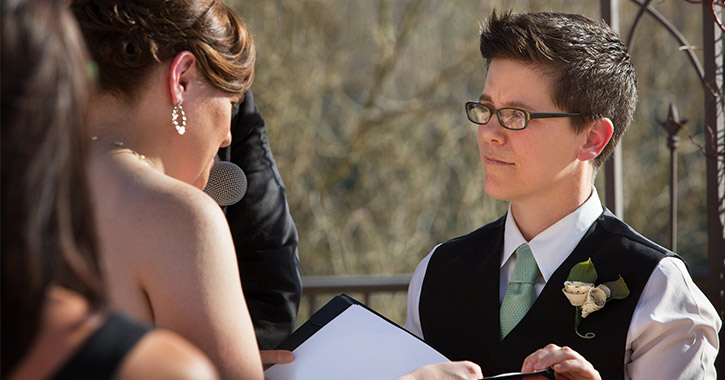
[477,59,587,205]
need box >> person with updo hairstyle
[1,0,218,379]
[68,1,487,379]
[70,0,268,378]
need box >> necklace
[90,135,148,165]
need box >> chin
[192,162,214,190]
[482,178,509,201]
[191,173,209,190]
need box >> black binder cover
[275,294,424,351]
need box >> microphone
[203,161,248,206]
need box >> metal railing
[301,275,411,316]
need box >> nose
[220,130,232,148]
[477,116,505,146]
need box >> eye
[231,102,240,118]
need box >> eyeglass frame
[465,101,583,131]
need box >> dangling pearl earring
[172,101,187,135]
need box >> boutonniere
[561,258,630,339]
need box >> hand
[398,361,482,380]
[521,344,601,380]
[260,349,294,370]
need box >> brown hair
[71,0,255,102]
[479,11,638,168]
[1,0,105,373]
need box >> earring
[172,101,187,135]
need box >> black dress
[51,313,150,380]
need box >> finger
[552,358,600,380]
[539,346,583,368]
[260,350,295,365]
[522,344,562,371]
[458,360,483,378]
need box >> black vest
[419,209,672,379]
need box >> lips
[484,155,514,166]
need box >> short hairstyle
[1,0,105,373]
[72,0,255,102]
[479,11,638,168]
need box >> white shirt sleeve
[404,247,437,339]
[625,257,721,380]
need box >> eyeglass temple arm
[529,112,583,119]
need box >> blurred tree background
[228,0,710,324]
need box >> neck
[510,178,594,241]
[87,93,164,172]
[90,136,164,175]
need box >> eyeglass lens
[468,103,527,129]
[498,109,526,129]
[468,104,492,123]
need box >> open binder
[263,294,555,380]
[263,294,449,380]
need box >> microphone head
[203,161,247,206]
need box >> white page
[264,305,449,380]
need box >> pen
[479,367,555,379]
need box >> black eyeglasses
[465,101,582,130]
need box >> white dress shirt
[405,188,721,380]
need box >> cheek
[520,133,579,174]
[210,103,232,138]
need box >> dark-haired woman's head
[1,0,105,374]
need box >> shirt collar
[501,187,604,282]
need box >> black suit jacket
[219,90,302,349]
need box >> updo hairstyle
[71,0,255,102]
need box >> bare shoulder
[93,167,237,319]
[91,161,232,256]
[128,174,238,282]
[147,177,234,261]
[109,172,233,260]
[115,329,219,380]
[144,175,229,237]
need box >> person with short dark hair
[405,11,720,379]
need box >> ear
[168,51,196,106]
[576,118,614,162]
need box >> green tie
[500,243,540,339]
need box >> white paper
[264,305,449,380]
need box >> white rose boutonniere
[562,258,630,339]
